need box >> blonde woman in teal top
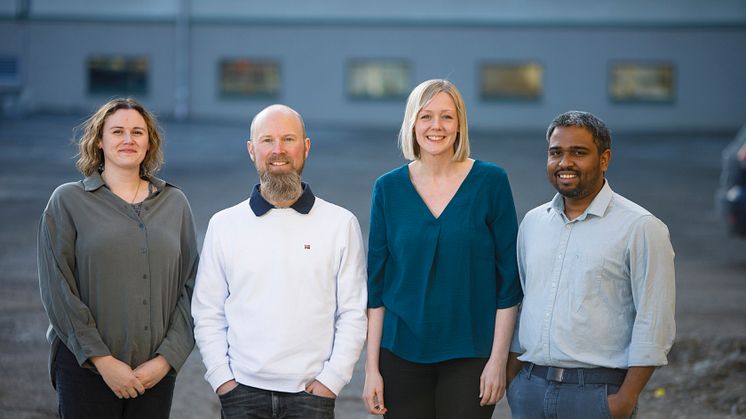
[362,79,522,418]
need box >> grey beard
[259,170,303,206]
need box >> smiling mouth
[556,171,578,180]
[426,136,446,141]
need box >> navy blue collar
[249,182,316,216]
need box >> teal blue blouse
[368,160,522,363]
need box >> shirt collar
[82,171,168,192]
[249,182,316,216]
[548,179,613,221]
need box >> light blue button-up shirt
[511,181,675,368]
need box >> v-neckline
[406,160,478,220]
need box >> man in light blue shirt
[506,111,675,419]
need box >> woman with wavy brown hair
[38,98,198,418]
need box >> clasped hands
[90,354,171,399]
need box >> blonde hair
[75,97,164,177]
[398,79,470,161]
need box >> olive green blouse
[38,172,198,383]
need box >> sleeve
[191,217,234,391]
[627,216,676,367]
[316,214,368,395]
[37,190,110,366]
[366,178,388,308]
[489,170,523,309]
[509,219,527,354]
[155,193,198,372]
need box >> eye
[419,114,431,120]
[283,136,296,142]
[574,150,586,156]
[443,114,454,120]
[112,129,123,135]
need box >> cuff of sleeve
[205,363,235,392]
[628,344,670,367]
[156,339,194,373]
[71,330,111,366]
[316,365,347,396]
[367,295,383,308]
[497,291,523,310]
[509,337,523,354]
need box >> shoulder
[473,160,508,178]
[522,201,553,224]
[209,199,252,226]
[374,164,408,188]
[471,160,510,190]
[609,192,670,235]
[159,183,189,204]
[45,181,85,212]
[311,197,358,224]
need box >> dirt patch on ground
[639,336,746,418]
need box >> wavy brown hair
[75,98,164,177]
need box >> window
[347,60,410,100]
[609,62,674,103]
[88,56,148,95]
[0,55,20,91]
[220,59,280,98]
[480,62,542,100]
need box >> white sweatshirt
[192,196,367,395]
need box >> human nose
[558,152,573,167]
[122,132,134,144]
[271,139,285,154]
[431,116,444,130]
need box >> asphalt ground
[1,115,745,418]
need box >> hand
[607,393,636,419]
[305,380,336,399]
[479,357,506,406]
[216,379,238,396]
[90,355,145,399]
[362,370,387,415]
[133,355,171,389]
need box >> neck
[563,182,604,220]
[411,153,461,178]
[101,166,141,187]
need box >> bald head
[250,104,306,141]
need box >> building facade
[1,0,745,130]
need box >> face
[248,109,310,177]
[414,92,459,158]
[98,108,149,173]
[547,125,610,201]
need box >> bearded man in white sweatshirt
[192,104,367,419]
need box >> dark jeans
[378,348,495,419]
[507,366,637,419]
[219,383,335,419]
[53,343,175,419]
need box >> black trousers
[53,343,176,419]
[379,348,495,419]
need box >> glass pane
[348,61,410,100]
[220,59,280,97]
[609,63,674,102]
[88,56,148,95]
[481,62,542,100]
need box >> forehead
[421,91,456,111]
[105,108,146,127]
[548,125,596,148]
[253,111,304,137]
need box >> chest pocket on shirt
[571,254,631,316]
